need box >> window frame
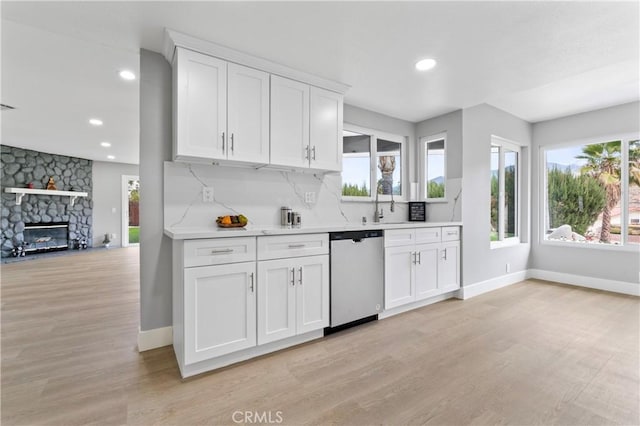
[540,133,640,250]
[491,136,521,248]
[419,132,447,203]
[341,123,407,202]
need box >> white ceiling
[2,1,639,165]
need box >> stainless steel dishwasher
[327,230,384,333]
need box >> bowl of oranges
[216,214,249,228]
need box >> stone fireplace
[1,145,93,258]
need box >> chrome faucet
[374,184,383,222]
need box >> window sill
[490,238,523,249]
[541,239,640,252]
[341,198,408,203]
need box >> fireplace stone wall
[1,145,93,257]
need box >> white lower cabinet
[384,227,461,310]
[183,262,257,364]
[257,255,329,345]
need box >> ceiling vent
[1,104,16,111]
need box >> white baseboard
[460,270,529,300]
[379,291,458,319]
[138,326,173,352]
[529,269,640,297]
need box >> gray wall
[461,104,532,286]
[415,109,463,222]
[92,161,139,247]
[139,49,173,331]
[531,101,640,283]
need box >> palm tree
[629,140,640,187]
[576,142,621,243]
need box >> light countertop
[165,221,462,240]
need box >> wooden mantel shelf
[4,187,89,206]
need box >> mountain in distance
[428,176,444,184]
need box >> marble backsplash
[163,161,461,230]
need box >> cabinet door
[296,255,329,334]
[183,262,256,364]
[309,87,343,172]
[384,246,415,309]
[270,75,310,168]
[174,48,227,161]
[257,258,297,345]
[439,241,460,292]
[227,63,270,164]
[415,244,439,300]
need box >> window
[422,133,446,200]
[342,125,406,200]
[543,136,640,247]
[491,137,520,245]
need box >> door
[174,47,227,161]
[296,255,329,334]
[415,244,439,300]
[438,241,460,292]
[384,246,415,309]
[122,175,139,247]
[183,262,256,364]
[227,63,270,164]
[309,86,343,172]
[270,75,310,168]
[257,258,297,345]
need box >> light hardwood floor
[2,247,639,425]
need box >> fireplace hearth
[23,222,69,253]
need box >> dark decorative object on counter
[46,176,57,190]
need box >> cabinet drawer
[258,234,329,260]
[184,237,256,267]
[415,227,441,244]
[441,226,460,242]
[384,229,415,247]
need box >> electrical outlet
[506,263,511,273]
[203,186,214,203]
[110,233,116,240]
[304,191,316,204]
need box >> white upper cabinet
[310,87,343,172]
[270,75,310,169]
[167,30,348,171]
[227,63,270,164]
[174,48,227,161]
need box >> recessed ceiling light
[415,58,437,72]
[107,155,115,160]
[100,142,111,148]
[89,118,103,126]
[119,70,136,81]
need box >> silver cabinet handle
[447,231,457,236]
[311,146,316,160]
[291,268,295,286]
[441,249,447,261]
[249,272,254,293]
[231,133,234,154]
[222,132,225,151]
[412,252,417,264]
[211,248,233,255]
[418,251,422,265]
[304,145,309,160]
[288,244,306,249]
[298,267,303,285]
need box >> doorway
[122,175,140,247]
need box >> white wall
[531,101,640,284]
[415,109,463,222]
[92,161,139,247]
[461,104,532,286]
